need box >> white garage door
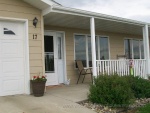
[0,21,25,96]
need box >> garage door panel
[0,21,26,96]
[0,60,2,77]
[3,79,24,91]
[1,40,24,58]
[1,58,24,77]
[0,79,2,93]
[0,78,24,96]
[0,41,1,53]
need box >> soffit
[44,12,145,35]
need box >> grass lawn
[137,103,150,113]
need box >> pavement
[0,84,96,113]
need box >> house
[0,0,149,96]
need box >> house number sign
[33,34,37,39]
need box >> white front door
[0,21,25,96]
[44,31,65,86]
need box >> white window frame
[124,38,144,59]
[74,33,110,68]
[96,35,110,60]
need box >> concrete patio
[0,84,96,113]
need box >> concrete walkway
[0,84,96,113]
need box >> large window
[75,35,87,67]
[96,36,109,60]
[75,34,109,67]
[124,39,144,59]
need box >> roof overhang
[23,0,61,10]
[44,5,150,35]
[51,6,149,26]
[23,0,150,35]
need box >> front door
[44,31,65,85]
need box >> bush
[125,76,150,98]
[137,103,150,113]
[88,74,134,107]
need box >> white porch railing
[96,59,147,78]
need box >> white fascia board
[41,0,61,6]
[42,6,53,16]
[52,6,150,26]
[41,0,54,6]
[41,0,53,16]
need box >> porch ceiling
[44,12,146,35]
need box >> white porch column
[90,17,97,76]
[143,24,150,78]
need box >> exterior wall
[0,0,44,78]
[45,25,142,84]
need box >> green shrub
[125,76,150,98]
[88,74,134,107]
[137,103,150,113]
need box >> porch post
[90,17,97,76]
[143,24,150,78]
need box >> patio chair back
[117,55,127,60]
[75,60,93,84]
[76,60,86,75]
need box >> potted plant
[30,74,47,97]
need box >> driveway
[0,84,96,113]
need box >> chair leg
[82,75,86,83]
[77,74,81,84]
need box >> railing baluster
[141,60,143,78]
[133,60,135,76]
[96,59,146,78]
[110,60,112,74]
[107,61,109,75]
[102,61,104,74]
[115,60,117,74]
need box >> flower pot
[31,80,46,97]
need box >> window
[75,35,86,67]
[58,37,62,59]
[4,28,15,35]
[125,39,132,59]
[44,36,54,72]
[140,40,144,59]
[75,34,109,67]
[88,36,92,67]
[124,39,144,59]
[96,36,109,60]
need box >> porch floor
[0,84,95,113]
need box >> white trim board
[44,30,67,84]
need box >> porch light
[33,17,38,28]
